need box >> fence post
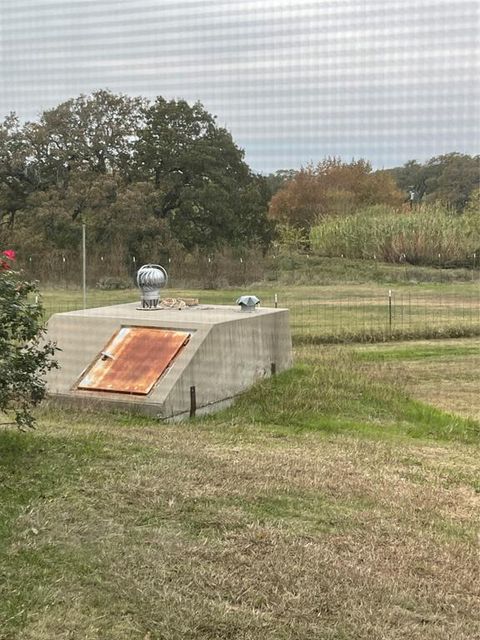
[388,289,392,334]
[82,223,86,310]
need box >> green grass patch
[294,324,480,344]
[37,251,480,352]
[216,357,480,444]
[268,255,480,286]
[0,430,111,634]
[354,343,480,362]
[40,275,480,345]
[240,492,373,535]
[0,430,107,545]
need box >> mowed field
[353,338,480,422]
[1,284,479,639]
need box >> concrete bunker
[45,300,292,420]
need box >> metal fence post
[388,289,392,333]
[82,223,86,310]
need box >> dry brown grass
[351,338,480,421]
[404,369,479,420]
[7,417,479,640]
[2,338,479,639]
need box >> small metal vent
[236,295,260,311]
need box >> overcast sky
[1,0,479,173]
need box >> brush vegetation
[310,201,480,268]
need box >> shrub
[96,276,132,290]
[268,158,404,229]
[0,253,57,429]
[272,223,309,256]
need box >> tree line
[0,90,274,267]
[266,153,479,230]
[1,89,478,273]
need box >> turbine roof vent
[136,264,168,310]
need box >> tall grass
[310,204,480,267]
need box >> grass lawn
[351,338,480,421]
[1,342,479,639]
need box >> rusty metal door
[78,327,190,395]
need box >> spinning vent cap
[236,295,260,311]
[136,264,168,309]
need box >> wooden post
[189,386,196,418]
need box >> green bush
[96,276,132,290]
[0,266,57,429]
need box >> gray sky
[1,0,479,173]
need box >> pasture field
[4,275,479,637]
[1,339,479,639]
[40,278,480,343]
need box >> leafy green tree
[14,176,168,264]
[2,92,275,263]
[390,153,480,211]
[0,114,37,232]
[235,175,276,250]
[389,160,425,198]
[0,253,57,429]
[2,91,146,255]
[26,90,145,186]
[423,153,480,211]
[134,97,271,250]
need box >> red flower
[1,249,16,270]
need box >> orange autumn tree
[268,158,404,229]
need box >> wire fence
[41,286,480,344]
[283,290,480,343]
[17,250,480,291]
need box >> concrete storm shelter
[45,300,292,420]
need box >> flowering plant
[0,249,57,429]
[1,249,16,270]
